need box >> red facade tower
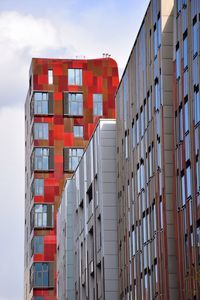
[24,57,119,299]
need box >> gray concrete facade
[57,119,119,300]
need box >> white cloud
[0,11,74,108]
[0,107,24,300]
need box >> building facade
[57,119,119,300]
[173,0,200,298]
[116,0,179,299]
[24,58,118,300]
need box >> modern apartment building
[57,119,118,300]
[173,0,200,298]
[116,0,179,299]
[24,58,118,300]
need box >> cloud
[0,11,74,108]
[0,107,24,300]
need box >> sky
[0,1,149,299]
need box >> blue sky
[0,1,149,299]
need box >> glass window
[33,92,48,115]
[73,126,83,138]
[34,148,49,171]
[149,146,153,177]
[140,107,144,137]
[176,43,180,79]
[155,79,160,110]
[141,160,145,190]
[125,134,128,160]
[157,138,161,170]
[31,262,51,288]
[160,200,163,229]
[31,204,54,229]
[153,23,157,58]
[181,171,186,206]
[185,134,190,162]
[183,35,188,69]
[93,94,103,116]
[68,93,83,116]
[136,115,139,144]
[132,228,135,256]
[33,179,44,196]
[153,202,157,233]
[194,87,200,125]
[137,164,140,193]
[68,69,82,85]
[196,159,200,194]
[177,0,181,14]
[184,101,189,133]
[48,69,53,84]
[132,120,135,149]
[183,71,188,97]
[157,14,161,48]
[197,224,200,265]
[32,236,44,254]
[66,148,84,171]
[147,92,151,122]
[34,123,48,140]
[192,17,198,56]
[179,106,183,141]
[186,164,192,198]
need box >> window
[34,123,48,140]
[63,148,84,171]
[155,78,160,110]
[132,120,135,149]
[32,148,54,171]
[32,297,44,300]
[140,107,144,137]
[185,134,190,162]
[181,170,186,206]
[33,179,44,196]
[136,114,139,144]
[132,228,135,256]
[183,33,188,69]
[93,94,103,116]
[68,69,82,85]
[31,236,44,255]
[176,43,180,79]
[179,105,183,141]
[32,92,53,115]
[30,262,53,288]
[160,199,163,229]
[153,23,157,58]
[192,16,198,57]
[48,69,53,84]
[186,162,192,198]
[197,222,200,265]
[125,134,128,159]
[177,0,181,14]
[137,163,140,193]
[157,138,161,169]
[184,100,189,134]
[157,13,161,48]
[31,204,54,229]
[147,92,151,122]
[63,93,83,116]
[194,86,200,125]
[73,126,83,138]
[183,71,188,97]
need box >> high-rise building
[173,1,200,298]
[24,58,118,300]
[116,0,179,299]
[57,119,118,300]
